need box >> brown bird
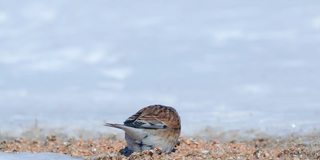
[105,104,181,155]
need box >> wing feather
[123,105,180,130]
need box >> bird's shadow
[119,147,134,157]
[118,143,179,157]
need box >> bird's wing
[124,118,167,129]
[124,105,171,129]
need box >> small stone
[46,135,57,142]
[201,150,209,154]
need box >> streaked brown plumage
[105,104,181,156]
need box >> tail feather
[105,122,146,140]
[104,123,125,129]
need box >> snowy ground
[0,0,320,136]
[0,152,81,160]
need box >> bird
[105,104,181,156]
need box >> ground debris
[0,134,319,159]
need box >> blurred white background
[0,0,320,135]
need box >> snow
[0,152,81,160]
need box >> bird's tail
[104,123,125,129]
[105,123,145,140]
